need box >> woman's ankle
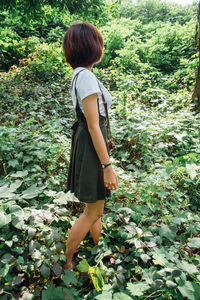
[64,262,73,271]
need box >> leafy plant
[0,0,199,298]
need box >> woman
[63,21,118,270]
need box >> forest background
[0,0,200,299]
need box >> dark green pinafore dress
[66,71,111,203]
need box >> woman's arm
[82,93,118,190]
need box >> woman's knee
[84,201,104,223]
[83,209,102,223]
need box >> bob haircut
[63,22,103,69]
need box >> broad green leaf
[166,280,177,288]
[21,291,34,300]
[113,292,133,300]
[89,266,104,292]
[142,268,156,284]
[17,256,24,265]
[8,159,19,168]
[40,263,51,278]
[12,275,24,286]
[95,291,113,300]
[0,183,8,195]
[0,295,9,300]
[152,248,168,266]
[173,216,187,225]
[62,269,77,286]
[177,280,196,300]
[10,171,28,178]
[77,259,89,272]
[9,180,23,192]
[62,287,74,300]
[42,283,64,300]
[127,282,150,297]
[9,205,24,217]
[53,192,78,204]
[172,269,182,277]
[52,263,63,277]
[154,279,163,290]
[177,261,198,274]
[21,184,39,199]
[188,238,200,249]
[5,240,13,247]
[186,164,200,180]
[157,189,168,198]
[12,216,25,229]
[174,132,187,141]
[159,223,176,241]
[1,253,15,264]
[0,211,11,227]
[0,183,15,198]
[27,227,37,238]
[140,254,151,263]
[32,249,42,260]
[44,190,58,197]
[0,264,9,277]
[192,282,200,299]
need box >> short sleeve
[76,70,101,101]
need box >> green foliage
[1,63,199,298]
[120,0,197,24]
[145,20,195,73]
[18,41,67,81]
[98,17,196,76]
[99,18,137,67]
[0,0,106,23]
[0,27,27,71]
[0,0,200,298]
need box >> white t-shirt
[71,67,112,117]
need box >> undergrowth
[0,63,199,299]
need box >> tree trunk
[191,1,200,108]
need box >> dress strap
[72,69,86,105]
[72,68,100,114]
[97,80,112,141]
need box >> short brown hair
[63,22,103,69]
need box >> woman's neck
[84,65,93,71]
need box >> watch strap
[102,163,111,169]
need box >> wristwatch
[101,163,111,169]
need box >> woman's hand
[103,165,118,190]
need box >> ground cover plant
[0,0,200,299]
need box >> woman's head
[63,22,103,69]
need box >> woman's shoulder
[73,68,99,92]
[72,68,101,100]
[73,67,97,82]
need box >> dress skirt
[67,115,111,203]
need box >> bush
[120,0,197,25]
[16,42,69,82]
[145,20,195,73]
[99,18,141,68]
[46,26,65,43]
[0,27,27,71]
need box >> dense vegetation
[0,0,199,299]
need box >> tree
[0,0,106,23]
[119,0,196,25]
[191,0,200,109]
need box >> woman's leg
[64,200,105,270]
[89,218,102,245]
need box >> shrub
[17,42,69,82]
[145,20,195,73]
[0,27,27,71]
